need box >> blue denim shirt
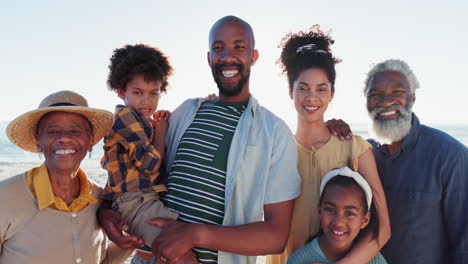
[166,96,301,264]
[370,114,468,264]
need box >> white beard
[368,103,413,145]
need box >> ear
[117,89,125,100]
[411,92,416,103]
[251,49,259,66]
[360,211,371,229]
[330,88,335,102]
[207,51,211,65]
[289,88,294,100]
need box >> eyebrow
[298,81,310,87]
[129,87,160,92]
[45,124,83,129]
[323,201,360,210]
[211,40,224,47]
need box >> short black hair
[278,25,341,93]
[107,44,173,93]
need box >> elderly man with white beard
[363,59,468,264]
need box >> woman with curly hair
[267,26,390,264]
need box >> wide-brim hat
[6,90,115,153]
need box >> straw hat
[6,90,114,153]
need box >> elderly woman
[0,90,132,263]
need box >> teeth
[222,70,238,78]
[332,230,345,235]
[55,149,76,155]
[380,110,396,116]
[304,106,318,110]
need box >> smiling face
[366,71,415,144]
[207,19,258,101]
[319,185,370,256]
[366,71,413,119]
[37,112,94,173]
[290,68,334,124]
[118,73,162,118]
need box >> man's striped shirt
[163,100,247,263]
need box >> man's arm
[443,148,468,263]
[150,199,294,263]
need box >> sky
[1,0,467,133]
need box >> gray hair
[363,59,420,96]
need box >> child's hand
[152,110,171,122]
[205,93,218,101]
[151,110,171,135]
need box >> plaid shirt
[101,105,165,200]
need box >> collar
[194,94,257,117]
[26,163,97,212]
[399,113,421,153]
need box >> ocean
[0,121,466,263]
[1,120,467,183]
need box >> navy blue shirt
[369,114,468,264]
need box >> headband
[320,166,373,210]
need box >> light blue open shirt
[166,95,301,264]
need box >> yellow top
[267,135,371,264]
[26,163,97,212]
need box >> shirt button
[74,234,79,240]
[72,213,77,218]
[76,258,81,263]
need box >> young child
[287,167,387,264]
[101,44,178,248]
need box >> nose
[56,131,73,142]
[332,213,345,227]
[220,48,236,63]
[304,90,319,101]
[378,93,396,107]
[141,94,152,105]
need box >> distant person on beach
[99,15,301,264]
[287,167,387,264]
[0,90,131,263]
[100,44,192,262]
[330,59,468,263]
[267,27,390,264]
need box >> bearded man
[364,59,468,264]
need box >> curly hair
[107,44,173,93]
[278,25,341,92]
